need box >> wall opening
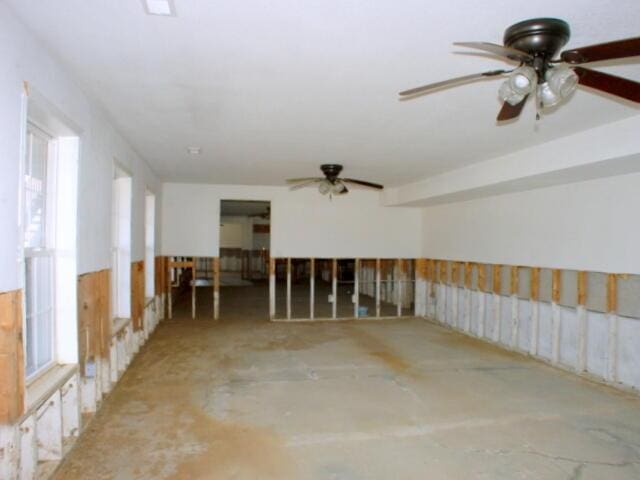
[111,164,132,320]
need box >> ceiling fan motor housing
[320,163,343,182]
[504,18,571,59]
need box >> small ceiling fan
[249,206,270,220]
[287,164,384,196]
[399,18,640,121]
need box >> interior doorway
[218,200,271,320]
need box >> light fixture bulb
[546,66,579,99]
[499,80,525,106]
[318,181,331,195]
[537,82,561,107]
[331,182,346,194]
[509,66,537,95]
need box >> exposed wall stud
[451,261,460,328]
[397,259,403,318]
[577,271,588,372]
[606,273,618,382]
[269,257,275,320]
[492,265,502,342]
[510,266,519,348]
[332,258,338,319]
[354,259,360,318]
[463,262,472,332]
[529,267,540,356]
[310,258,315,320]
[286,258,292,320]
[375,259,381,318]
[477,264,486,338]
[213,257,220,320]
[551,269,562,364]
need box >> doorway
[218,200,271,320]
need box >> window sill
[24,363,77,416]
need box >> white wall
[0,3,161,293]
[162,183,421,259]
[421,172,640,274]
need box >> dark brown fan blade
[289,179,322,191]
[286,177,322,183]
[342,178,384,190]
[496,95,529,122]
[561,37,640,64]
[338,184,349,195]
[453,42,532,62]
[399,70,508,97]
[574,67,640,103]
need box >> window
[23,123,56,378]
[145,191,156,298]
[111,165,132,319]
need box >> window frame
[23,121,58,382]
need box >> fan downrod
[503,18,570,58]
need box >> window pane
[24,130,48,249]
[25,256,54,376]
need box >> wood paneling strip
[0,289,25,424]
[131,261,145,331]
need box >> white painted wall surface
[0,4,161,293]
[162,183,421,258]
[421,172,640,274]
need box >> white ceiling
[7,0,640,186]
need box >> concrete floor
[54,285,640,479]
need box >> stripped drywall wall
[415,260,640,392]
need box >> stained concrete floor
[54,285,640,479]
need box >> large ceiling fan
[287,164,384,196]
[399,18,640,121]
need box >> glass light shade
[509,66,537,95]
[537,82,561,107]
[499,80,525,106]
[331,182,346,194]
[318,181,331,195]
[547,66,579,98]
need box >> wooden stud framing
[191,259,197,319]
[577,271,587,306]
[375,258,381,318]
[552,269,561,304]
[510,266,519,296]
[530,268,540,301]
[269,257,275,320]
[606,273,618,382]
[354,259,360,318]
[529,267,540,356]
[577,271,588,372]
[439,260,448,284]
[510,266,519,347]
[477,264,486,292]
[492,265,502,342]
[464,262,472,289]
[286,258,292,320]
[551,269,562,364]
[310,258,315,320]
[332,259,338,319]
[492,265,502,294]
[213,257,220,320]
[607,274,617,313]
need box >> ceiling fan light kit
[286,164,384,197]
[400,17,640,121]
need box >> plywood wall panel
[77,269,111,374]
[0,289,24,424]
[131,261,145,331]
